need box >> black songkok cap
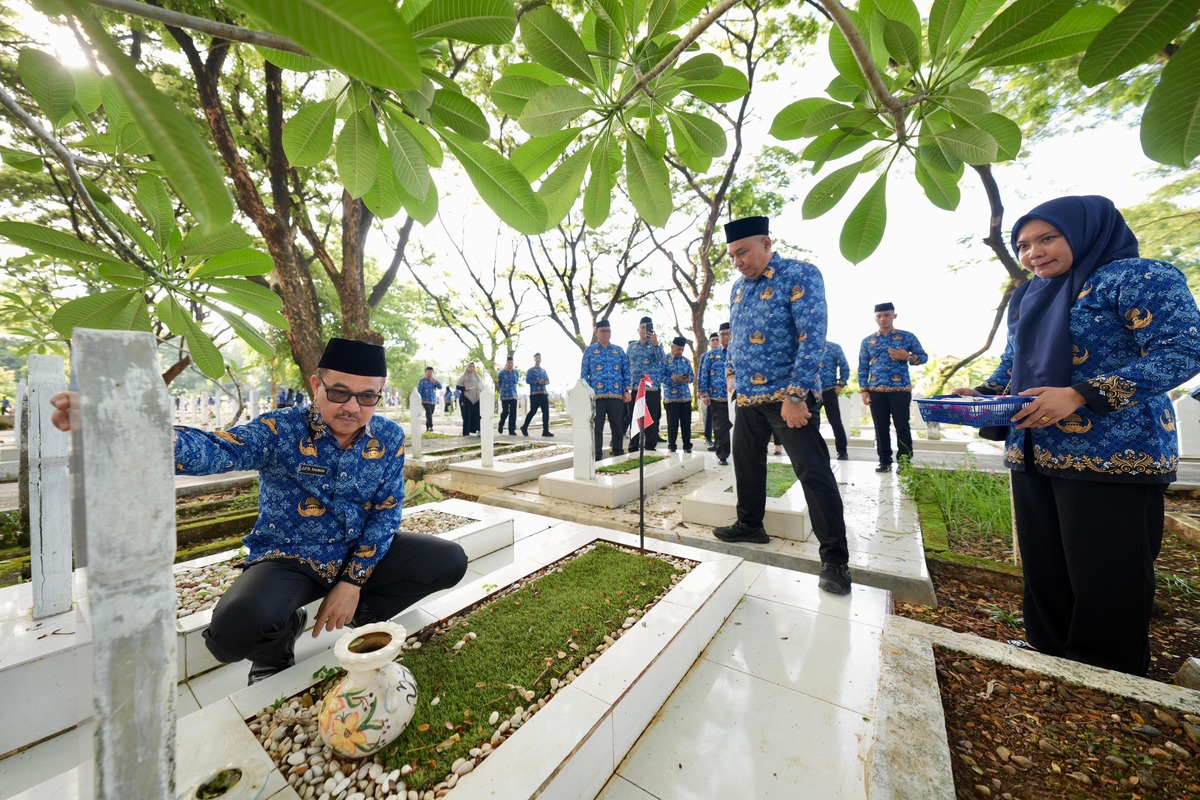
[719,322,730,331]
[874,302,895,313]
[723,215,769,243]
[639,316,653,325]
[596,318,611,328]
[709,332,719,340]
[318,338,387,377]
[672,336,687,347]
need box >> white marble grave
[540,451,707,509]
[680,469,814,541]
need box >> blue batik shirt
[858,329,927,391]
[417,376,441,404]
[498,368,520,400]
[819,342,850,390]
[580,341,631,399]
[627,339,666,392]
[727,253,829,405]
[663,354,694,402]
[173,406,405,585]
[697,347,728,402]
[525,366,549,394]
[978,258,1200,483]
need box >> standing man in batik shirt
[700,332,720,447]
[697,322,733,465]
[580,319,632,460]
[717,215,851,595]
[52,338,469,685]
[626,316,666,450]
[521,352,553,437]
[416,366,441,433]
[819,342,851,460]
[496,355,520,435]
[663,335,695,453]
[858,302,927,472]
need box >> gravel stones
[174,557,243,617]
[400,511,475,535]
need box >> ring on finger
[1039,415,1051,424]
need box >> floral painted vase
[317,621,418,759]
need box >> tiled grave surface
[680,469,814,541]
[448,448,574,489]
[538,451,707,508]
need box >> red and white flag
[633,374,653,432]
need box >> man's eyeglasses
[319,379,383,407]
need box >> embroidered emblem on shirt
[362,438,385,459]
[791,285,804,301]
[1125,308,1153,330]
[760,287,774,300]
[1077,283,1093,299]
[749,331,766,344]
[299,437,318,457]
[1072,345,1089,365]
[395,443,405,457]
[354,544,377,559]
[261,417,278,435]
[751,374,767,385]
[734,288,743,303]
[1055,413,1092,434]
[797,331,808,342]
[297,497,326,517]
[1161,409,1176,433]
[374,495,399,510]
[214,429,245,446]
[763,266,775,278]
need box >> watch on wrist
[786,393,804,404]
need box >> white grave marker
[409,387,422,458]
[568,380,596,480]
[27,355,72,618]
[480,383,495,468]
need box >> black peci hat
[672,336,687,347]
[595,318,611,328]
[874,302,895,313]
[317,338,387,377]
[723,216,769,243]
[719,322,730,331]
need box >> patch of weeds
[1156,569,1199,599]
[723,463,796,498]
[596,455,666,474]
[899,460,1012,551]
[0,511,28,549]
[979,603,1023,629]
[404,479,444,507]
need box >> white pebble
[287,751,307,766]
[369,763,384,780]
[430,696,440,706]
[452,640,465,651]
[488,711,499,725]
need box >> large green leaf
[135,174,174,249]
[937,86,992,116]
[673,54,725,82]
[645,115,667,159]
[511,129,581,181]
[254,46,328,72]
[50,290,140,338]
[586,13,622,90]
[17,49,75,128]
[178,224,253,257]
[928,0,968,58]
[801,129,875,172]
[931,126,998,164]
[519,86,594,137]
[519,6,596,85]
[945,0,1005,57]
[681,66,750,103]
[155,294,189,338]
[96,262,148,289]
[86,183,161,263]
[492,74,555,118]
[646,0,677,40]
[673,111,726,157]
[840,174,888,264]
[75,13,233,230]
[1080,0,1200,85]
[828,9,871,91]
[800,104,880,139]
[948,111,1022,161]
[383,115,432,198]
[802,160,864,219]
[625,137,671,227]
[626,0,648,37]
[336,109,381,198]
[913,160,962,210]
[671,0,705,29]
[874,0,922,37]
[917,120,964,173]
[213,306,277,357]
[181,311,226,379]
[987,5,1118,67]
[390,109,444,167]
[230,0,420,91]
[770,98,842,140]
[430,90,490,141]
[583,138,619,227]
[0,221,122,264]
[364,137,404,219]
[667,114,712,173]
[191,248,275,279]
[592,0,626,36]
[882,18,922,70]
[1141,32,1200,166]
[283,99,338,166]
[441,131,548,234]
[0,146,44,173]
[73,70,103,116]
[537,144,594,227]
[411,0,517,44]
[396,172,439,224]
[964,0,1075,63]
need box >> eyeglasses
[319,379,382,407]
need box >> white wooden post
[74,330,177,800]
[248,387,259,421]
[192,394,202,427]
[28,355,72,619]
[409,387,423,458]
[215,396,224,430]
[480,383,495,468]
[568,380,596,480]
[14,378,25,456]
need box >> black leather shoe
[875,463,892,472]
[520,427,528,436]
[707,444,717,451]
[718,458,728,465]
[247,608,307,685]
[836,452,849,461]
[818,562,852,595]
[713,522,769,544]
[542,431,555,437]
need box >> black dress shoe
[707,444,717,451]
[836,452,849,461]
[713,522,769,544]
[718,458,728,465]
[520,427,529,436]
[542,431,555,437]
[875,463,892,473]
[818,562,852,595]
[247,608,308,685]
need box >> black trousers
[498,398,517,433]
[731,399,848,565]
[422,402,434,431]
[460,397,480,435]
[204,533,469,666]
[704,404,713,440]
[868,390,912,465]
[1011,467,1164,676]
[594,397,626,459]
[627,390,662,449]
[523,393,550,433]
[665,402,692,451]
[710,400,731,460]
[821,388,848,456]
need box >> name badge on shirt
[298,463,328,476]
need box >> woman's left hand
[1012,386,1085,429]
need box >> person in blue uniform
[820,342,851,460]
[858,303,927,472]
[699,325,732,463]
[496,355,520,435]
[521,352,554,436]
[701,332,719,446]
[716,216,851,595]
[954,196,1200,676]
[580,319,632,460]
[664,336,695,453]
[626,317,666,450]
[416,366,441,432]
[51,338,469,685]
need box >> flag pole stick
[639,414,645,552]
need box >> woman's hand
[1012,386,1085,429]
[951,387,981,397]
[49,391,80,432]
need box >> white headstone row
[26,356,72,619]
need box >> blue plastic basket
[915,395,1032,427]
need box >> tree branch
[368,215,415,308]
[88,0,313,56]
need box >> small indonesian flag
[633,374,653,432]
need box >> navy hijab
[1008,196,1140,393]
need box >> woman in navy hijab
[956,195,1200,675]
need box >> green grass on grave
[595,455,667,474]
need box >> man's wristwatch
[786,393,804,404]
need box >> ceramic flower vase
[317,621,418,759]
